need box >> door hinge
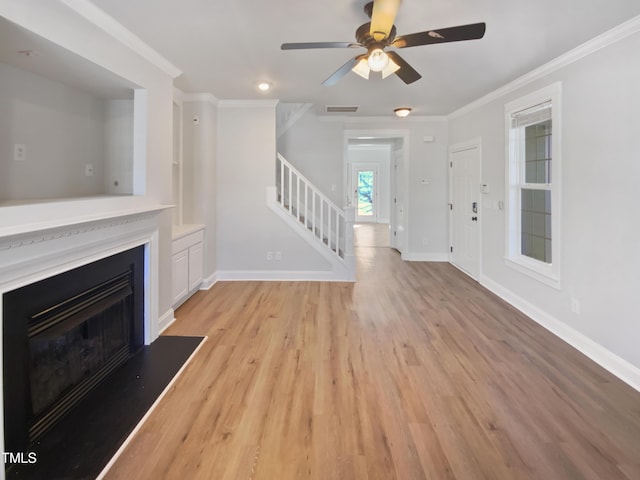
[450,161,453,168]
[450,246,453,253]
[449,203,453,211]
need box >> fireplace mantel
[0,197,172,240]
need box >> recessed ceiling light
[394,107,412,118]
[257,82,271,92]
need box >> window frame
[504,83,562,289]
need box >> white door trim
[343,130,409,254]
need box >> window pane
[521,189,552,263]
[357,171,374,216]
[524,120,552,184]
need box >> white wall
[279,111,450,259]
[183,99,218,278]
[277,111,345,206]
[449,29,640,375]
[0,62,107,201]
[217,101,331,275]
[104,98,134,195]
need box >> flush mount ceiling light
[394,107,412,117]
[367,48,388,71]
[257,82,271,92]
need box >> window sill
[505,256,561,290]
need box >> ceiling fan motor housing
[355,22,396,48]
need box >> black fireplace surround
[3,246,145,454]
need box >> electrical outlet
[571,298,581,314]
[14,144,26,162]
[275,251,282,261]
[85,164,94,176]
[266,251,273,261]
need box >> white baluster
[279,157,284,206]
[288,167,292,214]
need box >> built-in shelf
[1,17,142,206]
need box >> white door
[353,167,378,223]
[450,144,481,278]
[390,141,405,252]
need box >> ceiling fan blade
[370,0,402,41]
[392,22,486,48]
[322,56,361,86]
[386,51,421,84]
[281,42,360,50]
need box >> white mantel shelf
[0,198,173,241]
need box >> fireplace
[3,246,145,453]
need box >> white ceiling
[14,1,640,115]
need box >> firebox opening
[3,246,145,454]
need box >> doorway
[449,140,481,279]
[345,132,408,254]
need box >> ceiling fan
[281,0,486,86]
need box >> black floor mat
[6,335,205,480]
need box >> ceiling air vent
[325,105,359,113]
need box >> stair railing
[276,153,352,260]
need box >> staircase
[267,153,355,281]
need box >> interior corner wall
[216,103,331,274]
[0,63,107,201]
[182,100,218,277]
[448,31,640,372]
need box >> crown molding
[449,14,640,120]
[60,0,182,79]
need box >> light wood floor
[354,223,390,247]
[105,247,640,479]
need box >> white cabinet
[172,225,205,308]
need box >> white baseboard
[401,252,449,262]
[200,271,218,290]
[157,308,175,335]
[480,275,640,393]
[216,269,351,282]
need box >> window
[505,83,561,288]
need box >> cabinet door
[172,249,189,305]
[188,242,204,292]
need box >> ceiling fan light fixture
[367,48,389,72]
[381,56,400,78]
[352,57,371,79]
[394,107,412,118]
